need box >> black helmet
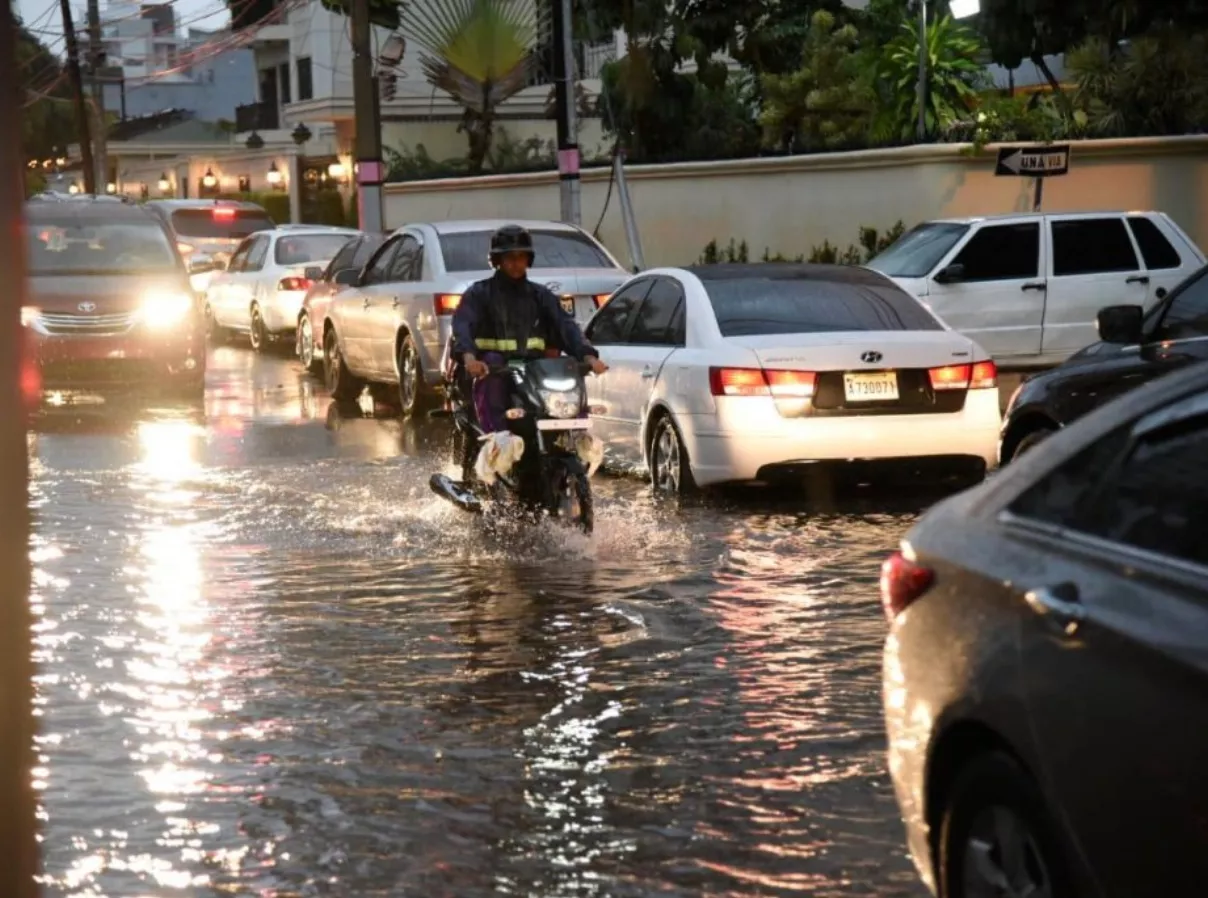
[488,224,535,267]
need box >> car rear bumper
[30,328,205,392]
[679,388,1001,487]
[262,290,307,333]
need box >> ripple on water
[29,405,928,897]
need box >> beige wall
[381,136,1208,269]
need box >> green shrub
[699,221,907,266]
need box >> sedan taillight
[929,360,998,391]
[880,550,935,620]
[278,277,312,291]
[435,293,461,315]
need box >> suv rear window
[170,208,274,240]
[703,277,944,336]
[439,229,613,272]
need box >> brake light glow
[593,293,612,308]
[709,367,769,396]
[278,277,312,291]
[766,369,816,398]
[970,360,998,389]
[434,293,461,315]
[880,550,935,620]
[213,206,236,220]
[928,363,972,391]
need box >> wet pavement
[28,345,949,897]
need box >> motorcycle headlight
[141,291,193,328]
[539,386,583,419]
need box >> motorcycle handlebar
[480,360,598,377]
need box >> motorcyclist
[451,224,608,434]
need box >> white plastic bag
[573,432,604,477]
[474,431,526,485]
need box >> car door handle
[1127,275,1150,285]
[1021,282,1046,292]
[640,367,655,379]
[1024,582,1085,630]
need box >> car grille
[37,312,137,336]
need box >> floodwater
[29,346,936,897]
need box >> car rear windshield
[439,229,614,272]
[703,277,944,336]
[170,208,275,240]
[275,233,355,266]
[26,219,179,275]
[866,222,970,278]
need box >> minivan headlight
[141,291,193,328]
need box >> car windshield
[439,229,614,272]
[170,208,275,240]
[26,219,179,275]
[275,233,354,266]
[703,276,944,336]
[866,222,970,278]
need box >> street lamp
[202,167,217,189]
[917,0,981,141]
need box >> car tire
[324,327,363,402]
[648,412,697,498]
[1011,427,1056,462]
[204,304,228,344]
[296,315,321,375]
[396,332,432,419]
[249,304,267,353]
[937,751,1075,898]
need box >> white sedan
[582,263,1002,493]
[204,226,360,351]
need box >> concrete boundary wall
[382,136,1208,269]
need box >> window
[24,219,179,276]
[388,235,423,281]
[949,223,1039,281]
[362,239,400,284]
[866,222,970,278]
[274,233,354,266]
[703,276,943,337]
[169,208,275,239]
[585,281,651,344]
[324,237,363,280]
[352,235,385,269]
[1127,216,1182,270]
[1075,408,1208,567]
[226,238,254,272]
[628,278,684,345]
[296,56,314,101]
[1157,267,1208,340]
[1051,218,1139,276]
[244,235,269,271]
[439,229,614,272]
[278,62,291,104]
[1008,424,1132,529]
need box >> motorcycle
[429,346,601,533]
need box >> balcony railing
[235,101,279,132]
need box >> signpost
[994,144,1071,212]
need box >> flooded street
[30,346,934,897]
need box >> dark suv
[23,196,205,398]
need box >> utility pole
[86,0,109,192]
[551,0,580,225]
[350,0,385,231]
[59,0,96,193]
[916,0,927,142]
[0,3,40,896]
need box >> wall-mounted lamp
[105,182,117,194]
[157,172,171,192]
[327,162,346,181]
[266,161,283,188]
[202,167,217,189]
[67,182,80,195]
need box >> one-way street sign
[995,144,1071,178]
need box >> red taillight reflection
[434,293,461,315]
[766,369,816,398]
[880,550,934,620]
[593,293,611,308]
[20,334,40,412]
[709,367,768,396]
[278,277,312,292]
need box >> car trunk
[725,330,983,417]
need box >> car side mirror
[933,263,965,285]
[1097,304,1145,344]
[304,265,324,281]
[333,268,359,286]
[188,255,219,275]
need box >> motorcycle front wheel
[554,468,594,534]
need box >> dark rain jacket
[451,271,598,361]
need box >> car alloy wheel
[398,335,420,416]
[297,316,315,370]
[249,304,266,352]
[961,805,1054,898]
[650,415,694,496]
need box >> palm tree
[404,0,540,173]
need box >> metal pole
[0,0,40,893]
[86,0,109,192]
[613,151,644,270]
[1033,177,1044,212]
[351,0,385,231]
[58,0,96,194]
[916,0,927,142]
[288,151,303,223]
[551,0,580,224]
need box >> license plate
[559,295,575,314]
[537,418,591,431]
[843,371,899,402]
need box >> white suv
[866,211,1205,367]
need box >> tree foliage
[16,19,76,162]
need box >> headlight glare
[539,387,582,419]
[141,291,193,328]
